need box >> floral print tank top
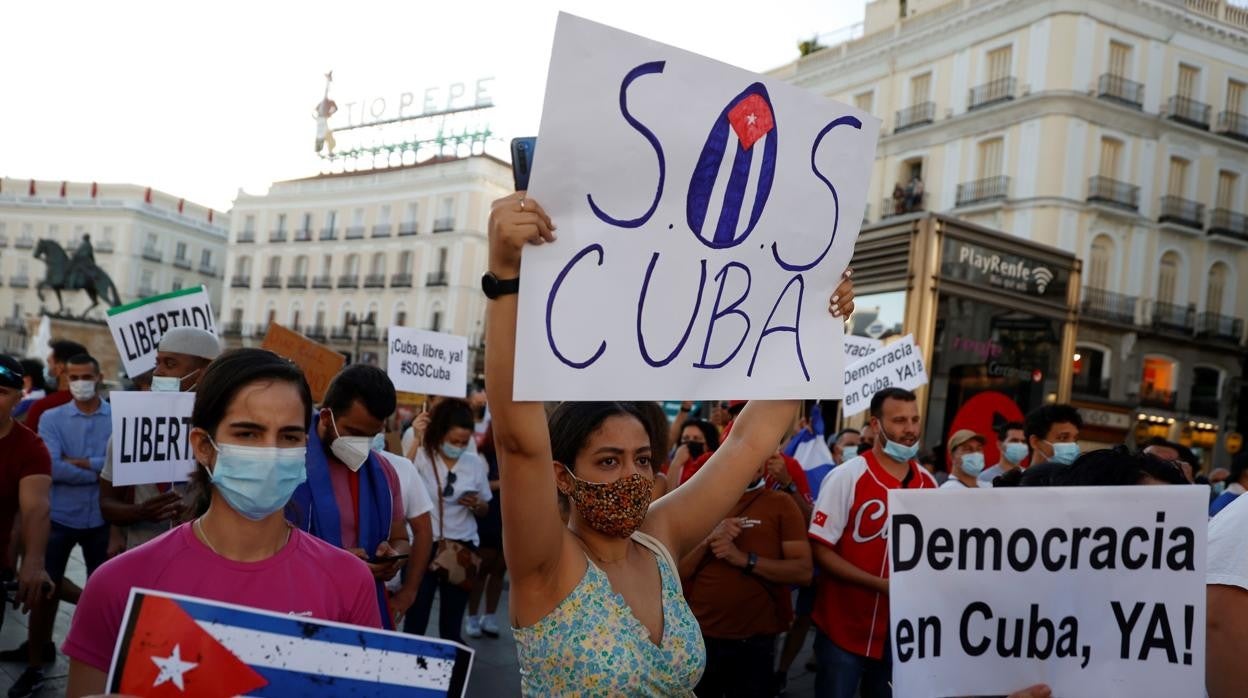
[514,532,706,696]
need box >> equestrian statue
[35,235,123,318]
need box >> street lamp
[345,311,377,364]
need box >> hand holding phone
[511,137,537,191]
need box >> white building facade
[220,155,513,374]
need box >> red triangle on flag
[118,595,268,698]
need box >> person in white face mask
[99,328,224,552]
[978,422,1027,488]
[941,429,988,489]
[290,365,411,629]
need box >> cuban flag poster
[106,589,474,697]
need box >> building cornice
[0,195,229,239]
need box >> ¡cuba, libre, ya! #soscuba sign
[515,14,881,401]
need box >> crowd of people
[0,190,1240,698]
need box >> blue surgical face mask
[1047,441,1080,465]
[371,433,386,452]
[1212,482,1227,497]
[207,439,307,521]
[880,425,920,462]
[841,445,859,461]
[151,375,182,393]
[43,366,56,387]
[1003,443,1029,465]
[960,452,986,477]
[441,443,466,460]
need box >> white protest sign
[889,487,1206,698]
[109,391,196,486]
[387,327,468,398]
[844,334,882,362]
[515,13,880,400]
[106,286,217,378]
[841,334,927,417]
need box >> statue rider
[66,234,95,289]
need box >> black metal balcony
[331,326,352,340]
[1158,196,1205,230]
[319,228,337,241]
[96,240,113,253]
[262,275,283,289]
[426,271,448,287]
[312,275,333,289]
[390,273,413,287]
[894,102,935,132]
[955,176,1010,206]
[1087,176,1140,211]
[398,223,419,236]
[10,276,29,289]
[14,237,33,250]
[287,275,308,289]
[364,274,386,288]
[1196,312,1244,343]
[1210,209,1248,243]
[345,226,365,240]
[1216,111,1248,142]
[1072,379,1111,400]
[269,230,287,243]
[1151,301,1195,333]
[372,224,392,238]
[1097,74,1144,108]
[222,322,243,337]
[1080,287,1138,325]
[306,326,328,340]
[172,257,192,270]
[881,192,926,218]
[141,247,163,262]
[337,274,359,289]
[231,275,251,288]
[1190,393,1221,419]
[433,218,455,233]
[1165,96,1211,130]
[294,228,312,242]
[1139,388,1177,410]
[361,326,380,341]
[237,231,255,243]
[968,77,1016,110]
[0,236,8,249]
[198,263,217,277]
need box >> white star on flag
[746,113,757,126]
[151,644,198,691]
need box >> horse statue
[34,236,123,318]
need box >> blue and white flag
[107,589,473,697]
[784,404,837,497]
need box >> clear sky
[2,0,863,212]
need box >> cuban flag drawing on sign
[784,404,837,497]
[107,589,474,697]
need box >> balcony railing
[262,275,283,289]
[1139,388,1177,410]
[432,218,455,233]
[337,274,359,289]
[1072,379,1112,400]
[894,102,935,132]
[14,237,33,250]
[955,176,1010,206]
[222,322,243,337]
[364,273,386,288]
[331,326,352,340]
[968,77,1016,110]
[881,192,926,218]
[1158,196,1205,230]
[361,326,380,341]
[1086,176,1140,211]
[398,222,419,236]
[372,224,392,238]
[306,326,328,341]
[1196,312,1244,342]
[390,273,413,287]
[231,275,251,288]
[172,257,192,270]
[1216,111,1248,141]
[10,276,29,289]
[96,240,113,253]
[312,275,333,289]
[269,230,287,243]
[345,226,365,240]
[141,247,163,262]
[426,271,449,286]
[287,275,308,289]
[1190,394,1221,418]
[319,228,337,241]
[294,228,312,242]
[237,231,255,243]
[1081,287,1139,325]
[1151,301,1196,333]
[0,235,8,248]
[1165,95,1211,129]
[1097,73,1144,108]
[198,263,217,277]
[1210,209,1248,243]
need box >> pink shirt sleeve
[62,557,130,671]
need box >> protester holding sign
[485,192,855,695]
[63,349,381,697]
[940,429,987,490]
[808,387,937,698]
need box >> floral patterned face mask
[561,467,653,538]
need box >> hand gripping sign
[515,14,880,400]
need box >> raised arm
[485,192,565,583]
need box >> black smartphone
[511,137,537,191]
[370,553,410,563]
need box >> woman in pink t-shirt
[65,349,381,697]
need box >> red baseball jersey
[808,449,936,659]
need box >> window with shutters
[987,47,1012,82]
[267,256,281,276]
[1108,41,1132,78]
[1177,64,1200,99]
[854,91,874,113]
[1167,158,1190,197]
[1098,138,1122,178]
[1158,252,1180,304]
[345,254,359,276]
[1228,80,1246,113]
[1088,235,1114,290]
[910,73,932,104]
[294,255,308,276]
[371,253,385,275]
[1206,263,1228,315]
[1217,171,1238,209]
[977,138,1004,178]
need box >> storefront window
[1140,357,1177,410]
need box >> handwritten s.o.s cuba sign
[515,14,880,400]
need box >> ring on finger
[519,198,527,211]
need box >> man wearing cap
[99,328,222,552]
[942,429,988,490]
